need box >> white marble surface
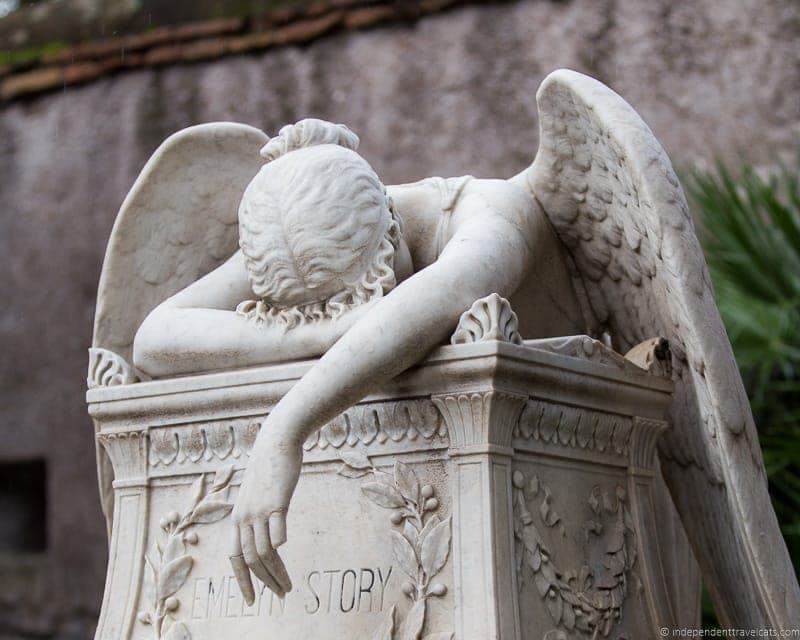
[89,338,681,640]
[90,69,799,631]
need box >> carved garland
[512,470,637,639]
[137,466,236,640]
[338,453,454,640]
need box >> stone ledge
[87,338,673,428]
[0,0,503,103]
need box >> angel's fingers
[269,511,287,548]
[242,524,285,597]
[254,520,292,594]
[230,526,255,606]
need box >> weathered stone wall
[0,0,798,637]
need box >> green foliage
[0,40,65,65]
[687,159,800,626]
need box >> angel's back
[387,175,586,340]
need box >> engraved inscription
[190,577,285,619]
[189,566,393,620]
[304,567,393,615]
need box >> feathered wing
[513,69,799,628]
[91,122,268,531]
[93,122,268,362]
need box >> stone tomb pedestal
[88,337,676,640]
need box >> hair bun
[260,118,360,162]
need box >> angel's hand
[229,432,302,602]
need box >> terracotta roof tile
[0,0,500,102]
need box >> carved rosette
[432,391,528,450]
[451,293,523,345]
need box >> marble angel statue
[91,69,799,628]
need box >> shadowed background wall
[1,0,798,638]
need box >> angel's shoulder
[456,177,542,235]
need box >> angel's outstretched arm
[133,251,375,376]
[230,203,538,599]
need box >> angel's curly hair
[238,119,401,327]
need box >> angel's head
[238,119,411,325]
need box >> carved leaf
[157,555,193,600]
[540,490,561,527]
[580,566,594,593]
[394,461,419,505]
[605,553,625,576]
[417,514,441,548]
[528,546,542,572]
[520,520,542,555]
[163,621,190,640]
[546,593,563,625]
[390,531,420,580]
[514,537,524,572]
[212,465,234,491]
[337,464,371,479]
[540,559,558,584]
[403,520,419,547]
[420,517,451,580]
[340,451,373,470]
[372,605,396,640]
[188,474,205,509]
[162,534,186,566]
[528,475,540,496]
[144,553,157,606]
[401,599,426,640]
[202,488,229,504]
[190,500,233,524]
[362,482,406,509]
[535,572,551,597]
[518,500,534,526]
[589,486,602,515]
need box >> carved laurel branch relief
[137,466,236,640]
[338,453,454,640]
[149,400,446,468]
[512,470,637,639]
